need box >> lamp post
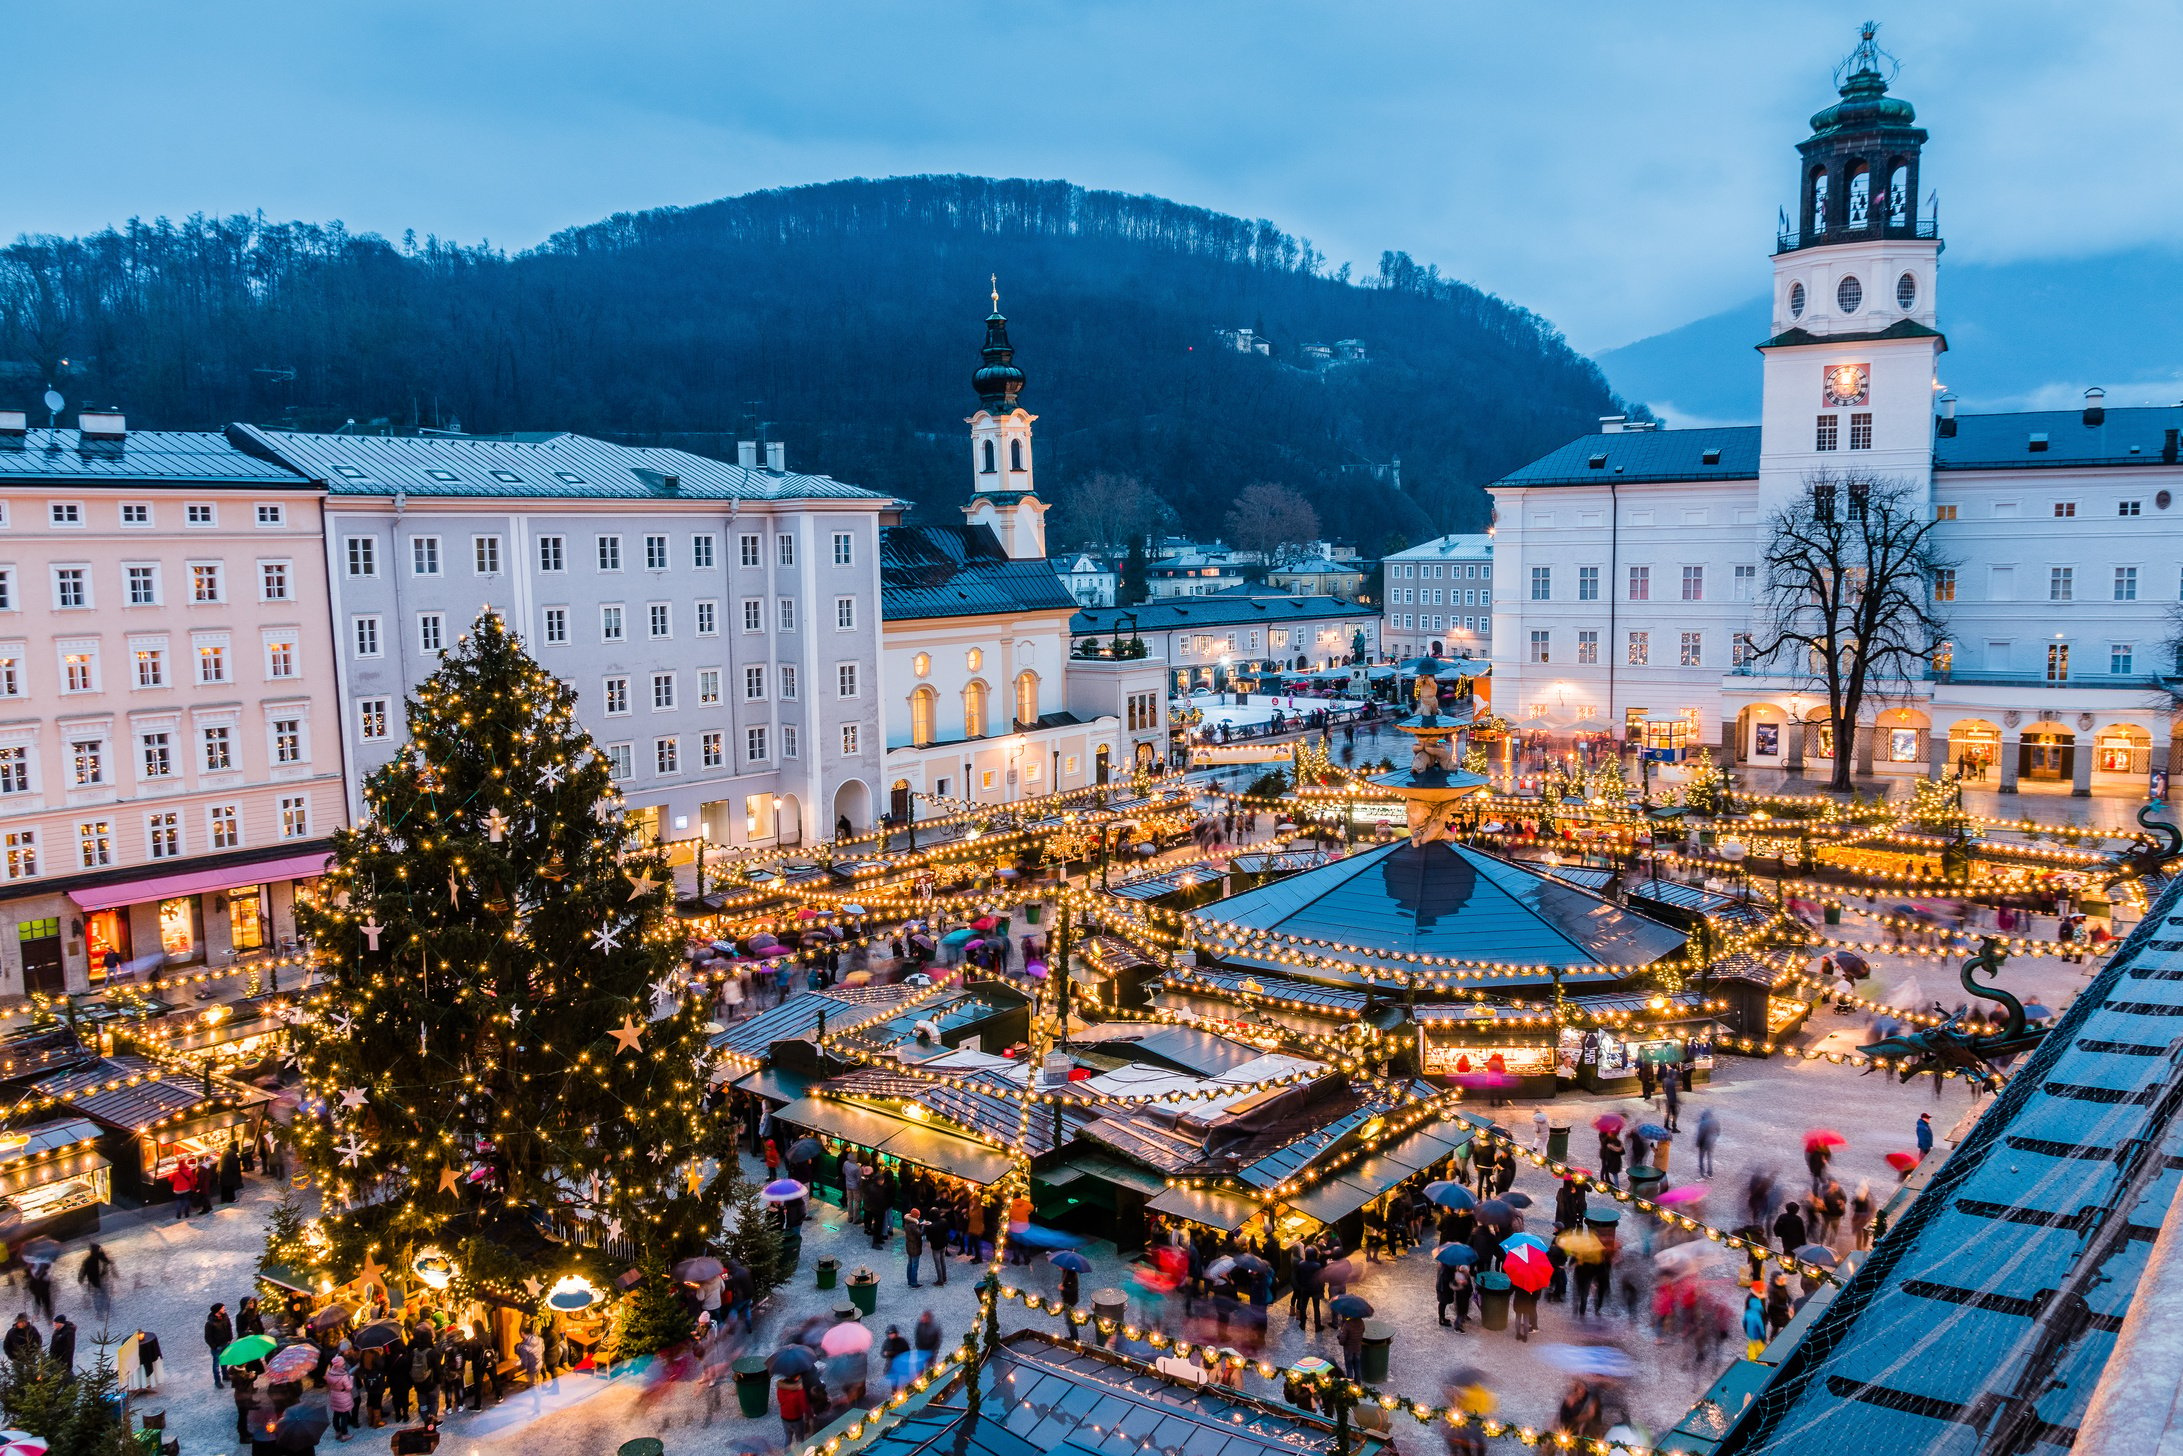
[695,819,711,905]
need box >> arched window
[1847,163,1871,228]
[1810,167,1830,234]
[981,439,997,474]
[1010,439,1025,472]
[1887,163,1910,226]
[910,686,938,748]
[1014,670,1039,727]
[963,680,988,740]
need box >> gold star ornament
[609,1016,646,1055]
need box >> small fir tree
[1681,749,1726,816]
[292,614,722,1276]
[259,1183,316,1279]
[608,1257,697,1362]
[719,1176,789,1299]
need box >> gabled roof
[1072,594,1364,635]
[1935,404,2183,471]
[228,424,889,502]
[0,429,309,485]
[1493,426,1762,490]
[881,524,1079,621]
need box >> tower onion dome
[973,288,1026,412]
[1808,23,1917,140]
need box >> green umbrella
[220,1334,277,1366]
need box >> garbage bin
[618,1440,665,1456]
[733,1357,771,1417]
[1091,1289,1127,1347]
[816,1256,840,1291]
[1629,1165,1665,1201]
[1361,1320,1393,1384]
[847,1267,880,1316]
[1546,1125,1570,1164]
[1824,903,1842,926]
[1478,1272,1512,1332]
[833,1302,861,1325]
[1025,903,1043,925]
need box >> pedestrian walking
[77,1244,115,1323]
[48,1315,74,1374]
[1771,1202,1807,1254]
[843,1155,864,1225]
[913,1310,942,1373]
[1598,1130,1625,1190]
[1805,1140,1831,1196]
[1661,1063,1682,1133]
[236,1294,265,1339]
[1694,1108,1719,1179]
[1852,1181,1875,1251]
[1531,1107,1550,1154]
[203,1303,234,1388]
[1742,1286,1767,1359]
[24,1262,52,1321]
[1915,1112,1934,1159]
[219,1141,243,1203]
[1337,1312,1365,1380]
[903,1207,927,1287]
[328,1353,357,1441]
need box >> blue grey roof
[1203,840,1686,977]
[0,429,309,484]
[1934,405,2183,471]
[1073,594,1365,635]
[880,524,1079,620]
[1713,872,2183,1455]
[1493,426,1762,489]
[228,424,890,502]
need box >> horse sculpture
[1855,937,2048,1092]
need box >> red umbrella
[971,915,999,931]
[1503,1244,1552,1293]
[1885,1151,1920,1173]
[1593,1114,1625,1134]
[1804,1130,1848,1152]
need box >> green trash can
[1025,903,1043,925]
[1629,1165,1665,1201]
[1824,903,1842,926]
[847,1268,880,1316]
[732,1357,771,1418]
[816,1256,840,1291]
[1478,1272,1512,1331]
[1360,1320,1393,1384]
[1546,1125,1570,1164]
[618,1439,665,1456]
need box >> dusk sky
[6,1,2176,352]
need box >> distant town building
[1213,328,1272,356]
[1075,594,1377,695]
[1145,550,1251,598]
[1059,551,1117,607]
[1265,555,1365,601]
[1381,533,1493,661]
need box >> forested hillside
[0,176,1634,546]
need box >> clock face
[1823,363,1870,408]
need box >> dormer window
[1587,453,1608,469]
[2028,434,2049,453]
[425,469,459,483]
[1701,449,1722,465]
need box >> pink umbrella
[1655,1184,1707,1205]
[1593,1114,1625,1134]
[821,1322,873,1356]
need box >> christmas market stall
[1412,1003,1564,1093]
[770,1063,1071,1202]
[116,988,302,1080]
[1706,950,1812,1043]
[1153,966,1383,1044]
[0,1117,111,1240]
[26,1054,268,1203]
[1557,990,1723,1093]
[1106,862,1228,913]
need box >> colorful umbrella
[761,1178,807,1204]
[1592,1114,1625,1134]
[1049,1250,1093,1273]
[1535,1343,1637,1378]
[219,1334,277,1366]
[971,916,998,931]
[1557,1229,1605,1262]
[263,1344,317,1382]
[1635,1123,1673,1142]
[1655,1184,1708,1205]
[1501,1232,1549,1254]
[1885,1151,1921,1173]
[0,1432,47,1456]
[1426,1181,1477,1210]
[1794,1244,1841,1268]
[1503,1245,1552,1293]
[767,1346,818,1377]
[1434,1244,1477,1267]
[675,1257,725,1283]
[821,1322,873,1356]
[1804,1129,1848,1152]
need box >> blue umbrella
[1426,1181,1477,1210]
[1502,1232,1549,1254]
[1536,1344,1638,1378]
[1049,1250,1093,1273]
[1010,1224,1085,1250]
[1434,1244,1477,1267]
[1635,1123,1673,1142]
[761,1178,807,1203]
[940,927,977,946]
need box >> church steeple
[972,275,1027,413]
[963,281,1048,561]
[1783,23,1932,253]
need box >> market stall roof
[1282,1121,1470,1227]
[1710,872,2183,1456]
[0,1117,103,1168]
[839,987,1029,1054]
[1708,950,1802,989]
[26,1055,267,1133]
[1627,877,1774,928]
[1562,989,1721,1023]
[1227,850,1341,877]
[1059,1024,1271,1077]
[1144,1184,1260,1232]
[1413,1002,1563,1029]
[1109,864,1225,903]
[1163,968,1370,1015]
[1041,1151,1170,1197]
[1076,1055,1323,1109]
[727,1067,817,1105]
[824,1067,1089,1156]
[1196,840,1685,983]
[0,1146,109,1202]
[770,1095,1014,1185]
[1538,864,1617,894]
[711,984,922,1060]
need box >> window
[744,666,766,700]
[126,565,158,606]
[1815,414,1839,451]
[778,598,796,632]
[747,726,769,762]
[147,811,181,860]
[835,596,856,630]
[1679,631,1703,667]
[1931,640,1953,674]
[279,796,309,839]
[651,672,676,710]
[780,665,797,700]
[353,616,381,657]
[837,663,859,698]
[2046,643,2070,683]
[1014,670,1040,726]
[1576,630,1599,665]
[2049,567,2074,602]
[346,538,377,576]
[742,599,762,632]
[63,651,94,692]
[1836,275,1862,312]
[0,748,26,795]
[833,533,854,566]
[2053,501,2077,518]
[255,503,285,527]
[0,654,21,697]
[185,504,215,526]
[1732,633,1756,669]
[695,601,716,635]
[78,821,112,869]
[655,737,679,774]
[471,535,501,575]
[209,805,239,850]
[1528,630,1550,664]
[358,699,390,741]
[134,646,164,688]
[2120,500,2142,517]
[646,602,670,639]
[1848,412,1872,450]
[698,669,721,705]
[71,739,104,786]
[1627,631,1650,666]
[691,534,715,569]
[49,503,81,527]
[964,680,988,738]
[188,563,221,603]
[266,638,296,678]
[1529,566,1551,601]
[645,535,669,570]
[3,830,35,880]
[2112,642,2135,675]
[600,605,625,641]
[0,570,11,610]
[701,731,723,768]
[1932,568,1956,602]
[783,724,799,758]
[542,607,568,645]
[53,568,86,609]
[408,612,441,653]
[1680,565,1704,601]
[2115,566,2138,601]
[840,724,860,756]
[260,561,289,601]
[412,537,442,575]
[537,535,565,572]
[201,725,233,772]
[605,744,633,779]
[779,534,796,568]
[1627,565,1650,601]
[1935,503,1958,521]
[197,642,227,683]
[739,534,761,568]
[120,504,149,526]
[602,677,630,715]
[596,535,622,571]
[1577,566,1599,601]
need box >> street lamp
[696,820,712,904]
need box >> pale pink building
[0,413,339,995]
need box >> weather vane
[990,273,1001,312]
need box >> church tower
[962,282,1049,561]
[1756,24,1943,513]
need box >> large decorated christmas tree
[292,613,723,1287]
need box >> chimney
[77,411,126,441]
[764,440,785,472]
[0,411,25,438]
[1936,391,1958,438]
[736,440,758,469]
[1598,415,1626,433]
[2163,428,2178,465]
[2083,386,2106,427]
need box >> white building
[1074,594,1378,696]
[1489,29,2182,795]
[1380,533,1493,661]
[1059,552,1117,607]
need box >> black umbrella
[275,1405,330,1451]
[1328,1294,1374,1320]
[351,1320,402,1351]
[1231,1253,1272,1279]
[768,1345,818,1377]
[1478,1198,1513,1227]
[788,1137,823,1165]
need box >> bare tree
[1224,482,1319,572]
[1749,472,1952,792]
[1054,471,1161,550]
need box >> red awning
[67,851,331,914]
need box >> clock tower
[1756,23,1943,515]
[962,283,1049,562]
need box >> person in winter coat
[903,1208,927,1288]
[219,1142,243,1203]
[48,1315,74,1373]
[204,1303,235,1388]
[1694,1108,1719,1178]
[1598,1132,1625,1189]
[1435,1261,1459,1327]
[1742,1287,1769,1359]
[912,1311,942,1372]
[327,1353,357,1441]
[1772,1201,1808,1254]
[230,1369,260,1441]
[407,1334,439,1421]
[1337,1313,1365,1380]
[2,1313,38,1363]
[170,1159,196,1221]
[235,1296,266,1339]
[193,1155,215,1214]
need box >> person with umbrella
[77,1244,115,1324]
[1805,1133,1838,1194]
[1051,1251,1089,1313]
[1435,1249,1472,1330]
[205,1302,235,1388]
[1330,1295,1372,1378]
[230,1364,262,1442]
[1598,1127,1625,1190]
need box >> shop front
[1414,1004,1563,1096]
[54,848,329,993]
[1558,993,1720,1094]
[34,1054,270,1202]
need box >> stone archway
[2019,721,2076,783]
[1946,719,2001,783]
[776,793,802,847]
[1737,703,1790,765]
[833,778,871,837]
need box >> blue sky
[3,1,2177,352]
